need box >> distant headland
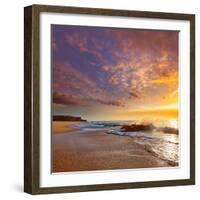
[53,115,87,122]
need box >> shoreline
[52,121,83,134]
[53,129,172,173]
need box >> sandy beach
[52,121,81,134]
[52,126,171,172]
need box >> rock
[121,123,155,132]
[157,127,178,134]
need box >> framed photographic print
[24,4,195,194]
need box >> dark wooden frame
[24,4,195,195]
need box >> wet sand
[52,121,81,134]
[52,129,170,172]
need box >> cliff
[53,115,87,122]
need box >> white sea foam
[106,129,179,166]
[72,120,179,166]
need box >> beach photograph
[52,25,179,173]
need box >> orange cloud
[120,106,178,121]
[53,26,179,118]
[102,60,178,101]
[149,71,178,84]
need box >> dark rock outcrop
[121,123,155,132]
[120,123,178,134]
[157,127,178,134]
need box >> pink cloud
[52,41,57,50]
[64,32,103,61]
[53,62,124,107]
[53,92,85,106]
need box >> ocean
[73,120,179,166]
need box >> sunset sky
[52,25,179,121]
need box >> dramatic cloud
[52,25,178,120]
[101,30,178,100]
[53,92,84,106]
[129,92,140,99]
[95,99,124,107]
[53,62,124,107]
